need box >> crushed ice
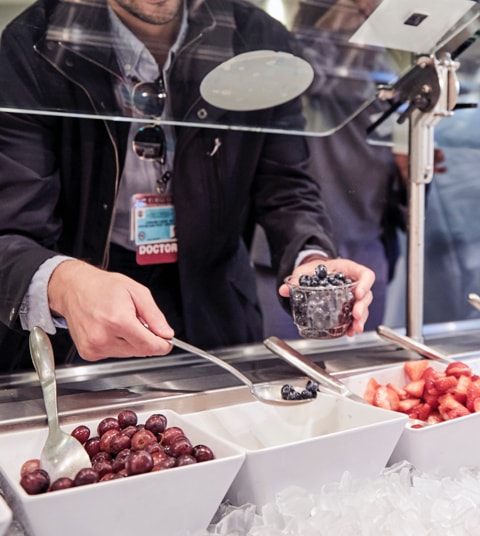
[195,461,480,535]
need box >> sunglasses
[131,76,167,163]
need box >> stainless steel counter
[1,320,480,432]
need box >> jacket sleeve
[233,4,339,287]
[0,26,64,328]
[251,123,338,289]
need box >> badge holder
[131,194,177,265]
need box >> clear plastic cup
[285,275,356,339]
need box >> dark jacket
[0,0,336,369]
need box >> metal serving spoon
[376,325,452,363]
[263,336,364,401]
[264,336,431,428]
[169,337,311,406]
[29,327,91,482]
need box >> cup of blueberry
[285,263,356,339]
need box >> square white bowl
[183,393,407,509]
[0,409,245,536]
[0,496,12,536]
[341,358,480,476]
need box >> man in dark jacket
[0,0,374,370]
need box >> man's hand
[47,260,174,360]
[278,257,375,336]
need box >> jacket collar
[33,0,236,120]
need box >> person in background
[251,0,406,336]
[0,0,374,371]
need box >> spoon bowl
[169,337,311,406]
[29,327,91,482]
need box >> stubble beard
[111,0,182,26]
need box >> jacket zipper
[34,45,121,269]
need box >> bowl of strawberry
[341,358,480,476]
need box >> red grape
[117,409,138,429]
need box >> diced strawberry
[421,366,439,380]
[404,359,430,381]
[453,375,471,404]
[364,377,379,405]
[473,398,480,413]
[423,392,440,410]
[455,374,471,394]
[445,406,471,420]
[426,412,443,424]
[373,385,400,411]
[433,375,458,394]
[398,397,421,413]
[438,393,461,410]
[445,361,472,378]
[438,393,470,421]
[385,385,400,411]
[423,377,440,397]
[408,402,432,422]
[372,385,390,409]
[454,392,467,405]
[386,382,408,400]
[466,379,480,412]
[404,379,425,398]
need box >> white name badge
[131,193,177,265]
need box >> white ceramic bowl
[183,393,407,509]
[0,495,12,536]
[342,358,480,476]
[0,409,245,536]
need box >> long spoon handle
[169,337,254,389]
[29,327,60,431]
[376,325,451,363]
[264,336,351,397]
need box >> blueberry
[306,380,319,393]
[314,264,328,280]
[299,275,310,286]
[281,384,294,400]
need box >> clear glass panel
[1,0,479,135]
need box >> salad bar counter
[1,320,480,535]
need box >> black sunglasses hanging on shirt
[131,75,167,163]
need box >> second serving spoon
[169,336,311,406]
[263,336,431,427]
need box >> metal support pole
[405,55,459,341]
[406,110,435,341]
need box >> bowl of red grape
[285,264,356,339]
[0,409,244,536]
